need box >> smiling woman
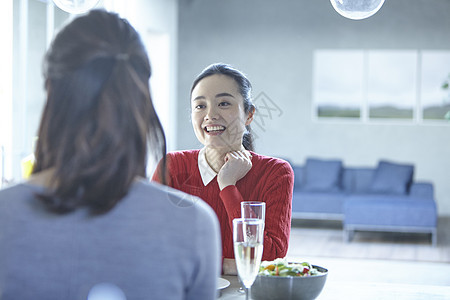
[152,63,295,274]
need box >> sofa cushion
[344,195,437,227]
[344,168,375,194]
[292,191,346,214]
[369,161,414,195]
[292,166,304,189]
[303,158,343,192]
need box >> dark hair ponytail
[191,63,256,151]
[34,10,166,214]
[242,128,254,152]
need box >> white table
[219,275,450,299]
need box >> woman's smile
[204,125,226,134]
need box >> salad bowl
[251,259,328,300]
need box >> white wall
[176,0,450,215]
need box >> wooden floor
[287,216,450,263]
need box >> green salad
[258,258,322,277]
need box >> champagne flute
[233,218,264,300]
[237,201,266,294]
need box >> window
[2,0,70,182]
[0,0,13,186]
[313,50,363,119]
[367,51,416,120]
[4,0,175,182]
[421,51,450,121]
[313,49,450,124]
[145,31,171,144]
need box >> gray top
[0,179,221,300]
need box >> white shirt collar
[198,147,217,186]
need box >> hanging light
[330,0,386,20]
[52,0,100,14]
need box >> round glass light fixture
[330,0,386,20]
[52,0,100,14]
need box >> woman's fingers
[242,150,252,160]
[218,151,253,190]
[225,150,252,162]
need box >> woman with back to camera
[0,10,220,300]
[152,63,294,274]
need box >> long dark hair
[33,10,166,213]
[190,63,256,151]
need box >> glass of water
[241,201,265,222]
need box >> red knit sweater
[152,150,294,261]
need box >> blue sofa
[291,158,438,246]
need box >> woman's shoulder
[249,153,294,186]
[0,183,40,201]
[164,149,201,169]
[0,183,50,217]
[166,149,200,161]
[134,180,218,225]
[250,152,292,168]
[250,152,294,178]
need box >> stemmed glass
[233,218,264,300]
[237,201,266,294]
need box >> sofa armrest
[409,182,434,200]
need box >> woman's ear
[245,106,255,126]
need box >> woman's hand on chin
[217,150,252,190]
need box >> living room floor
[288,217,450,263]
[286,216,450,288]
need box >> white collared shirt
[198,147,218,186]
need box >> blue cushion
[292,166,304,189]
[292,191,346,214]
[344,195,437,227]
[302,158,343,192]
[369,161,414,195]
[346,168,375,193]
